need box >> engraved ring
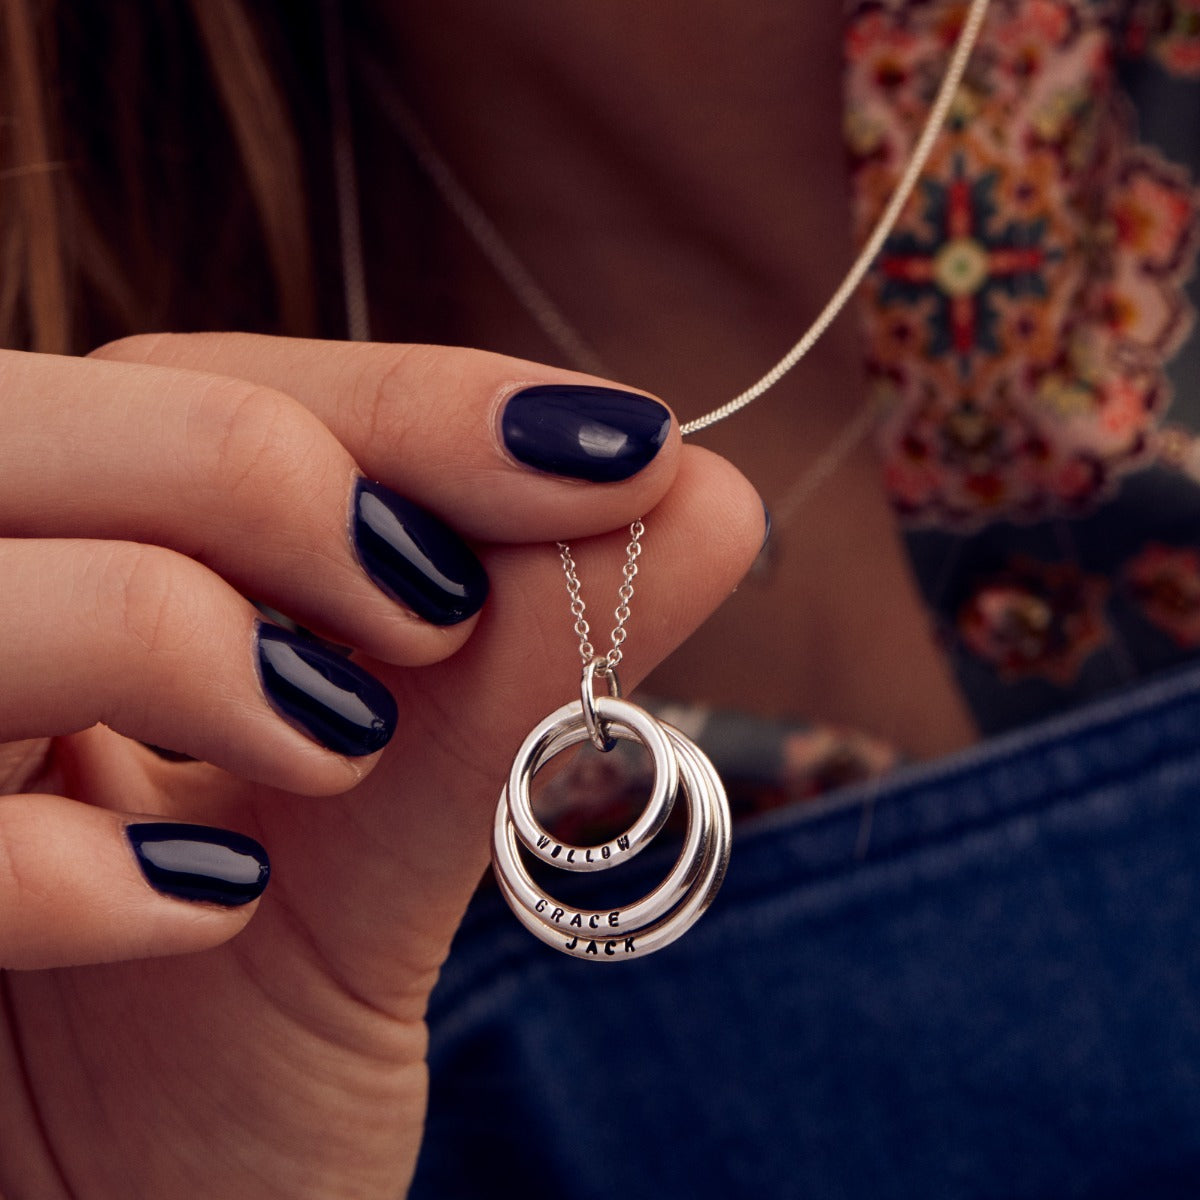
[506,696,679,872]
[492,710,731,960]
[492,718,712,940]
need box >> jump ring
[581,656,621,752]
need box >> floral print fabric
[851,0,1200,732]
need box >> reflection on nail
[352,479,488,625]
[256,623,397,756]
[127,822,269,906]
[502,385,670,482]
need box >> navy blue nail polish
[256,623,397,756]
[352,479,489,626]
[127,822,269,907]
[501,385,671,482]
[761,501,772,552]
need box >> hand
[0,334,762,1198]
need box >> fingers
[0,796,268,970]
[0,350,492,667]
[0,539,396,794]
[3,343,678,666]
[0,337,687,799]
[92,333,682,543]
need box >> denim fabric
[413,664,1200,1199]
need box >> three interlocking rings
[492,662,730,961]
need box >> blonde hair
[0,0,316,354]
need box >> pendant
[491,658,731,960]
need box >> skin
[0,335,763,1196]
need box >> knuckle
[91,542,205,656]
[352,344,454,457]
[186,379,335,503]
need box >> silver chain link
[558,520,644,670]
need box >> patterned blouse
[540,0,1200,830]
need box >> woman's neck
[356,2,978,757]
[365,0,853,396]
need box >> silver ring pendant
[492,693,730,961]
[506,696,679,872]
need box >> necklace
[491,525,733,956]
[329,0,992,958]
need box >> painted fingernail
[352,479,489,625]
[127,822,269,907]
[501,384,671,482]
[256,623,397,756]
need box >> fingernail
[501,384,671,482]
[127,822,269,907]
[761,501,772,552]
[255,623,397,756]
[351,479,489,625]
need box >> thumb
[0,796,269,970]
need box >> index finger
[93,334,681,544]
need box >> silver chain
[558,520,644,670]
[678,0,990,435]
